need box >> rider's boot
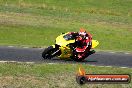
[89,50,96,55]
[84,50,95,58]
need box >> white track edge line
[124,53,130,54]
[90,64,129,68]
[23,47,29,48]
[8,46,14,47]
[0,61,130,68]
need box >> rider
[69,28,95,59]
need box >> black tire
[42,46,56,59]
[73,57,85,62]
[72,50,95,62]
[72,52,85,62]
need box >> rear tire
[73,57,85,62]
[72,52,85,62]
[73,50,96,62]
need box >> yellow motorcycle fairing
[56,32,75,47]
[52,39,99,49]
[92,40,99,48]
[52,32,75,59]
[52,45,72,59]
[52,32,99,59]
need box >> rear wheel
[72,52,85,62]
[73,57,85,62]
[72,49,95,62]
[42,46,58,59]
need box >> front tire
[42,46,56,59]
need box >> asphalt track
[0,46,132,67]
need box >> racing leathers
[69,31,94,59]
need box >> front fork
[52,44,61,56]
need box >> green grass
[0,0,131,51]
[0,1,132,88]
[0,62,132,88]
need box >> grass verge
[0,62,132,88]
[0,0,131,51]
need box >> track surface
[0,46,132,67]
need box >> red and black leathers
[69,31,93,59]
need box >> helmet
[79,28,87,39]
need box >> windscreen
[63,34,74,41]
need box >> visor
[79,32,86,35]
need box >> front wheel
[42,46,58,59]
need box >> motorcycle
[42,32,99,61]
